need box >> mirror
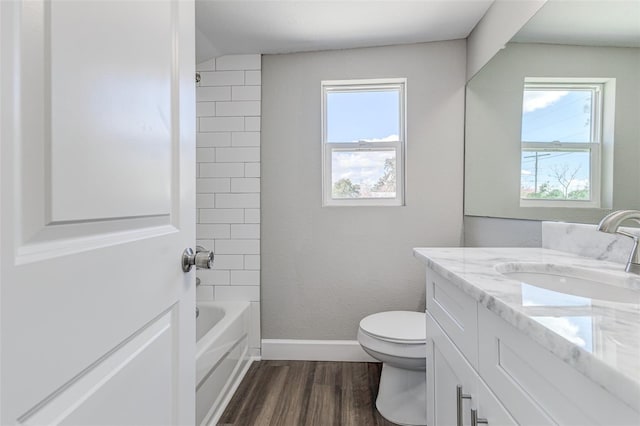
[464,0,640,223]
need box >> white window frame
[520,81,603,208]
[321,78,406,207]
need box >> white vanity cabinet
[427,312,517,426]
[426,267,524,426]
[425,266,640,426]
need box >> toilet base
[376,363,427,426]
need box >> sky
[520,88,595,195]
[521,283,593,351]
[327,89,399,192]
[521,89,592,142]
[327,90,399,143]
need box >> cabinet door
[476,377,519,426]
[428,312,518,426]
[427,312,477,426]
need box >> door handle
[182,246,214,272]
[456,385,472,426]
[471,409,488,426]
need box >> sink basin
[495,263,640,304]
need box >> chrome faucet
[597,210,640,274]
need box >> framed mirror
[464,0,640,223]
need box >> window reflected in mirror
[520,81,603,208]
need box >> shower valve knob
[182,246,214,272]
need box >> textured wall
[261,41,466,340]
[464,216,542,247]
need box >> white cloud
[521,169,532,175]
[568,178,590,191]
[333,151,389,169]
[523,91,569,113]
[356,134,399,143]
[331,151,393,187]
[533,316,587,347]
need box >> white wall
[195,54,261,355]
[261,41,466,340]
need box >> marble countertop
[413,247,640,410]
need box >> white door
[1,1,196,424]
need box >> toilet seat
[359,311,425,344]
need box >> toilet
[357,311,427,426]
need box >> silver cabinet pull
[471,409,489,426]
[182,247,214,272]
[457,385,472,426]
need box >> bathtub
[196,301,252,426]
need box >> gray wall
[466,0,547,80]
[262,41,466,340]
[463,216,542,247]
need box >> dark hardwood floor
[218,361,399,426]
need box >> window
[322,79,406,206]
[520,80,603,208]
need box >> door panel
[17,0,177,246]
[22,309,175,426]
[49,0,173,222]
[1,1,196,424]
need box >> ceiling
[512,0,640,47]
[195,0,494,63]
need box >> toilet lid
[359,311,426,343]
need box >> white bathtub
[196,301,252,426]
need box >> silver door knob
[182,246,214,272]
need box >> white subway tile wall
[196,54,261,355]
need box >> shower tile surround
[196,54,261,356]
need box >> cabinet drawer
[478,306,640,426]
[426,267,478,367]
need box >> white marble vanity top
[413,247,640,410]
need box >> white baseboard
[261,339,377,362]
[248,347,261,359]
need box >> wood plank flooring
[218,361,399,426]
